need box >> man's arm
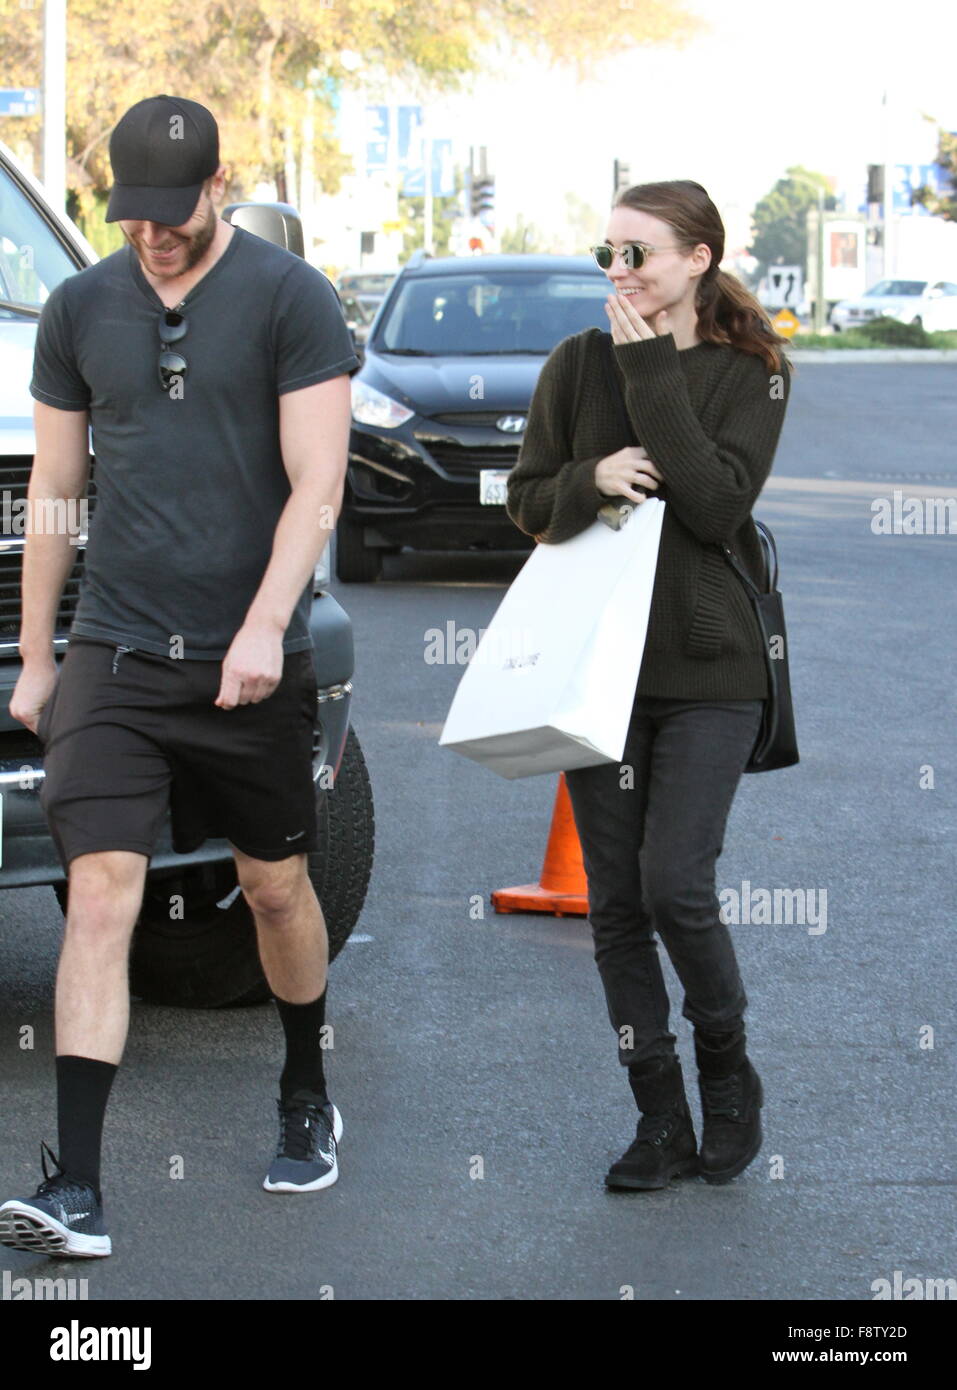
[11,402,91,730]
[215,373,352,709]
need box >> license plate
[480,469,511,506]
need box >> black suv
[0,145,374,1006]
[336,253,610,581]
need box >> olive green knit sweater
[505,327,792,700]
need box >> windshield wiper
[0,298,41,319]
[379,348,435,356]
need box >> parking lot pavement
[0,364,954,1301]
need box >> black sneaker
[263,1091,343,1193]
[0,1143,111,1258]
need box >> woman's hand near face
[595,446,663,502]
[606,293,672,344]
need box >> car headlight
[351,378,414,428]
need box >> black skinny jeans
[564,695,763,1070]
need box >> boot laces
[633,1108,681,1148]
[700,1071,744,1118]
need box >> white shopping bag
[439,498,666,778]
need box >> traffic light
[471,174,495,225]
[867,165,884,203]
[614,159,631,198]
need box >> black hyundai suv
[336,253,611,581]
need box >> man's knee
[236,853,309,922]
[64,851,148,936]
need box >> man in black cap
[0,95,359,1259]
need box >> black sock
[275,990,328,1104]
[56,1055,117,1197]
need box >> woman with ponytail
[506,180,793,1190]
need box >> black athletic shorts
[37,637,319,869]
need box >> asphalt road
[1,362,955,1302]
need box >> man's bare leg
[234,848,339,1191]
[233,848,327,1004]
[0,849,147,1257]
[56,850,149,1062]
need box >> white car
[830,279,957,332]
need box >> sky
[401,0,957,255]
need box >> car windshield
[864,280,927,297]
[377,270,610,355]
[0,159,79,315]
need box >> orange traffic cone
[491,773,589,917]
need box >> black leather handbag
[600,331,798,772]
[721,524,799,773]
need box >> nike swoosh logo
[285,830,306,842]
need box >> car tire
[51,725,375,1008]
[335,514,382,583]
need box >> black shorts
[38,638,319,869]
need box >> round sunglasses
[590,241,680,271]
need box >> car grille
[417,440,521,479]
[0,458,96,642]
[429,411,525,428]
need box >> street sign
[0,88,40,117]
[772,308,799,338]
[765,265,804,309]
[402,140,455,198]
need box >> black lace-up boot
[605,1054,699,1191]
[694,1026,763,1184]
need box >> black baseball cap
[106,95,220,225]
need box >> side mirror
[926,287,943,299]
[222,202,305,259]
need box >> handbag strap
[722,522,778,597]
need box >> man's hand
[215,621,285,709]
[595,446,664,503]
[10,658,58,734]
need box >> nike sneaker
[0,1143,111,1258]
[263,1090,343,1193]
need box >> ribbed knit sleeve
[613,333,790,543]
[505,335,607,544]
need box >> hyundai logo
[496,415,526,433]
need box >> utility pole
[423,113,434,254]
[42,0,67,214]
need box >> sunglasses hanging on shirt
[158,309,188,391]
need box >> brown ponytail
[614,180,795,376]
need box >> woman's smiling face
[601,206,711,320]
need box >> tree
[0,0,702,244]
[748,167,837,279]
[500,214,548,253]
[911,126,957,221]
[399,185,462,259]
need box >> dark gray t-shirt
[30,224,359,658]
